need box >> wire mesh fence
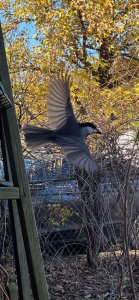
[0,129,139,299]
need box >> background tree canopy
[0,0,139,136]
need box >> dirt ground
[1,250,139,299]
[45,251,139,300]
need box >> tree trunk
[98,37,114,88]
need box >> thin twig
[123,133,138,300]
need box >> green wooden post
[0,116,31,300]
[6,283,18,300]
[0,288,3,300]
[0,187,20,199]
[0,23,49,300]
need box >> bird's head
[79,122,101,137]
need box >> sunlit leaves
[0,0,138,133]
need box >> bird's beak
[96,128,102,134]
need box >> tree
[0,0,138,265]
[1,0,138,127]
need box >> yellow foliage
[0,0,138,133]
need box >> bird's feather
[23,124,56,148]
[55,136,97,173]
[47,77,78,130]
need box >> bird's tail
[23,124,56,148]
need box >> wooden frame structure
[0,23,49,300]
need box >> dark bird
[23,76,101,173]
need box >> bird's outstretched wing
[56,136,97,173]
[47,76,77,130]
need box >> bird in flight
[23,76,101,173]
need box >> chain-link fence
[0,130,139,299]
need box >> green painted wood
[6,283,18,300]
[0,181,13,187]
[0,81,12,109]
[0,118,31,300]
[0,288,3,300]
[0,187,20,199]
[8,200,32,300]
[0,23,49,300]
